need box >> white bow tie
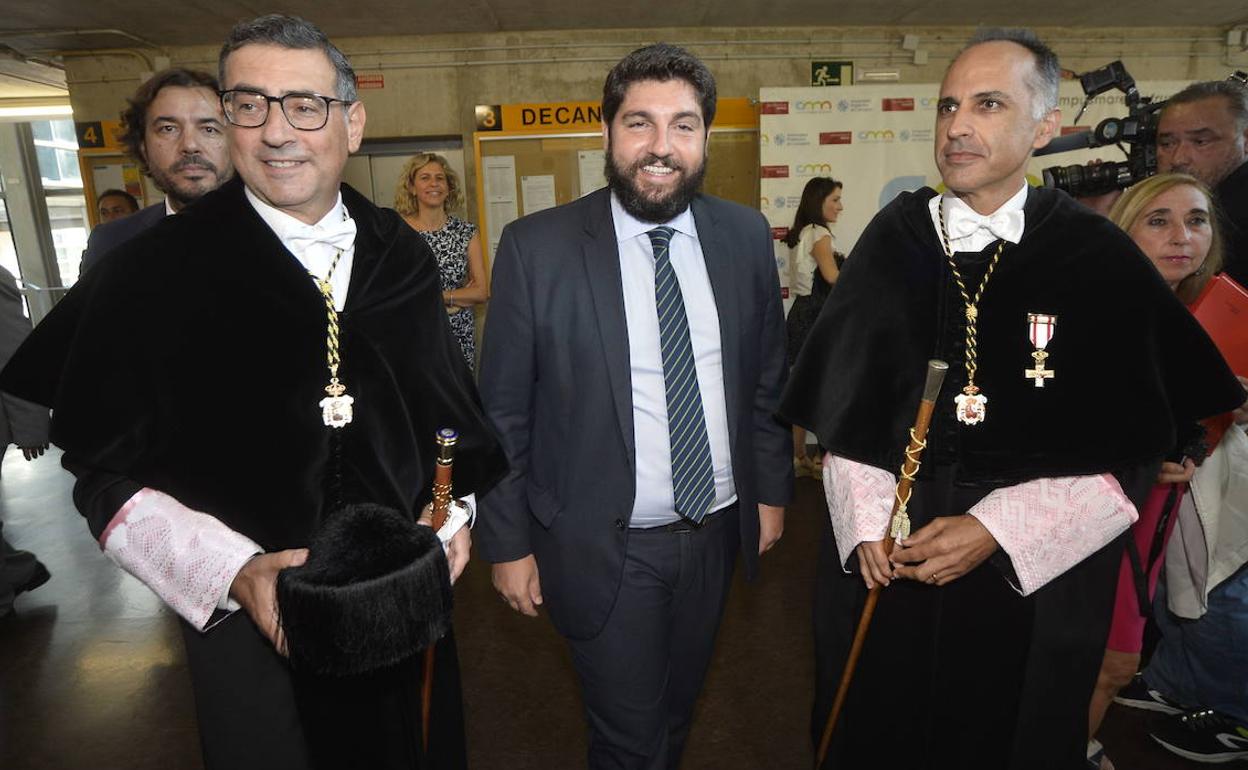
[287,216,358,254]
[946,206,1024,244]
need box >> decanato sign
[475,98,757,133]
[475,102,603,132]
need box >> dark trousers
[0,521,40,615]
[567,504,740,770]
[181,612,467,770]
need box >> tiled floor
[0,450,1212,768]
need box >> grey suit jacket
[476,187,792,640]
[0,265,48,448]
[81,202,167,273]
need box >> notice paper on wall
[521,174,557,215]
[577,149,606,197]
[482,155,519,255]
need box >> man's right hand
[855,540,892,589]
[20,444,48,461]
[229,549,308,655]
[492,555,543,617]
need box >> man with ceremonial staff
[782,28,1244,769]
[1,14,504,770]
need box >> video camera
[1036,61,1163,198]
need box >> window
[31,118,87,287]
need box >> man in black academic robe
[781,31,1245,770]
[0,15,504,770]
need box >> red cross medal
[1025,313,1057,387]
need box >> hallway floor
[0,449,1209,768]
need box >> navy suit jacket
[81,203,167,273]
[476,188,793,640]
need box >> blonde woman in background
[1087,172,1234,770]
[395,153,488,369]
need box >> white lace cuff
[822,455,896,571]
[969,474,1138,596]
[99,488,263,630]
[436,496,474,546]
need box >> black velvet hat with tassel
[277,502,451,677]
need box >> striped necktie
[647,226,716,523]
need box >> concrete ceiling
[2,1,1247,100]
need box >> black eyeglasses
[219,89,353,131]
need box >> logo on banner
[819,131,853,145]
[918,97,940,110]
[836,98,874,113]
[770,132,811,146]
[883,98,915,111]
[761,101,790,114]
[795,162,834,177]
[771,195,802,209]
[793,99,835,112]
[771,227,789,240]
[761,165,790,178]
[906,128,934,142]
[857,129,896,143]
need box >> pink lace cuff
[969,474,1138,596]
[99,488,263,630]
[823,455,896,570]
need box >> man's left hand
[20,444,47,461]
[758,504,785,555]
[418,502,471,584]
[890,514,998,586]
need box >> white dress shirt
[245,187,355,311]
[612,194,736,527]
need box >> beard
[605,144,706,224]
[149,154,227,208]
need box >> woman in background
[395,153,488,369]
[1087,172,1226,770]
[784,176,843,478]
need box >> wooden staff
[814,360,948,767]
[423,427,458,752]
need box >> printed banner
[761,79,1189,300]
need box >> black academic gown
[0,177,507,770]
[781,186,1244,770]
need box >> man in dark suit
[477,44,792,769]
[81,68,232,272]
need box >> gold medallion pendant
[319,380,355,428]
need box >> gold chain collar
[937,199,1005,426]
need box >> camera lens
[1042,161,1130,197]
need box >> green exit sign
[811,61,853,87]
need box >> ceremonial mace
[423,427,458,752]
[814,360,948,767]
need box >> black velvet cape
[782,185,1244,485]
[780,187,1245,770]
[1,177,505,545]
[0,177,507,770]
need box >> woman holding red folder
[1087,172,1230,769]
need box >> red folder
[1191,274,1248,378]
